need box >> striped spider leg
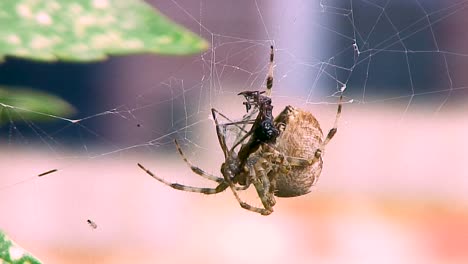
[138,45,278,215]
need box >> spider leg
[264,162,278,206]
[222,119,256,150]
[265,45,274,96]
[224,162,274,216]
[211,108,252,134]
[322,91,343,147]
[228,45,274,143]
[234,46,274,134]
[230,129,254,152]
[174,139,224,184]
[174,139,248,191]
[212,107,265,211]
[260,143,323,185]
[230,183,273,216]
[268,147,325,186]
[271,91,343,173]
[220,156,268,213]
[211,108,253,156]
[253,159,276,209]
[211,108,230,158]
[222,120,255,128]
[211,49,279,214]
[261,143,313,167]
[212,108,256,152]
[138,163,229,194]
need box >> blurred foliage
[0,87,75,125]
[0,1,208,124]
[0,230,42,264]
[0,0,208,61]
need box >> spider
[138,45,343,215]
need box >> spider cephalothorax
[138,46,343,215]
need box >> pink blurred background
[2,103,468,264]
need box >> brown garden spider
[138,46,343,215]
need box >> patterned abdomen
[273,107,324,197]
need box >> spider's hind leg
[174,139,224,184]
[138,163,229,194]
[227,162,274,216]
[174,140,249,191]
[253,160,276,208]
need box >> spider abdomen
[272,107,324,197]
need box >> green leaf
[0,0,208,62]
[0,230,42,264]
[0,87,75,125]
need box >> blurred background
[1,0,468,263]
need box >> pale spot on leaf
[75,15,96,36]
[99,15,116,26]
[2,0,208,61]
[69,3,83,15]
[121,21,136,30]
[46,1,61,12]
[9,245,25,260]
[124,39,143,49]
[91,32,122,48]
[14,48,30,56]
[92,0,109,9]
[36,12,52,25]
[71,43,89,53]
[78,15,95,26]
[6,34,21,45]
[16,4,32,18]
[155,36,172,45]
[30,35,58,49]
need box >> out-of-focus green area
[0,0,209,125]
[0,230,42,264]
[0,0,208,62]
[0,87,75,125]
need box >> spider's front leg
[252,159,277,209]
[212,106,273,215]
[238,159,276,215]
[221,160,273,216]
